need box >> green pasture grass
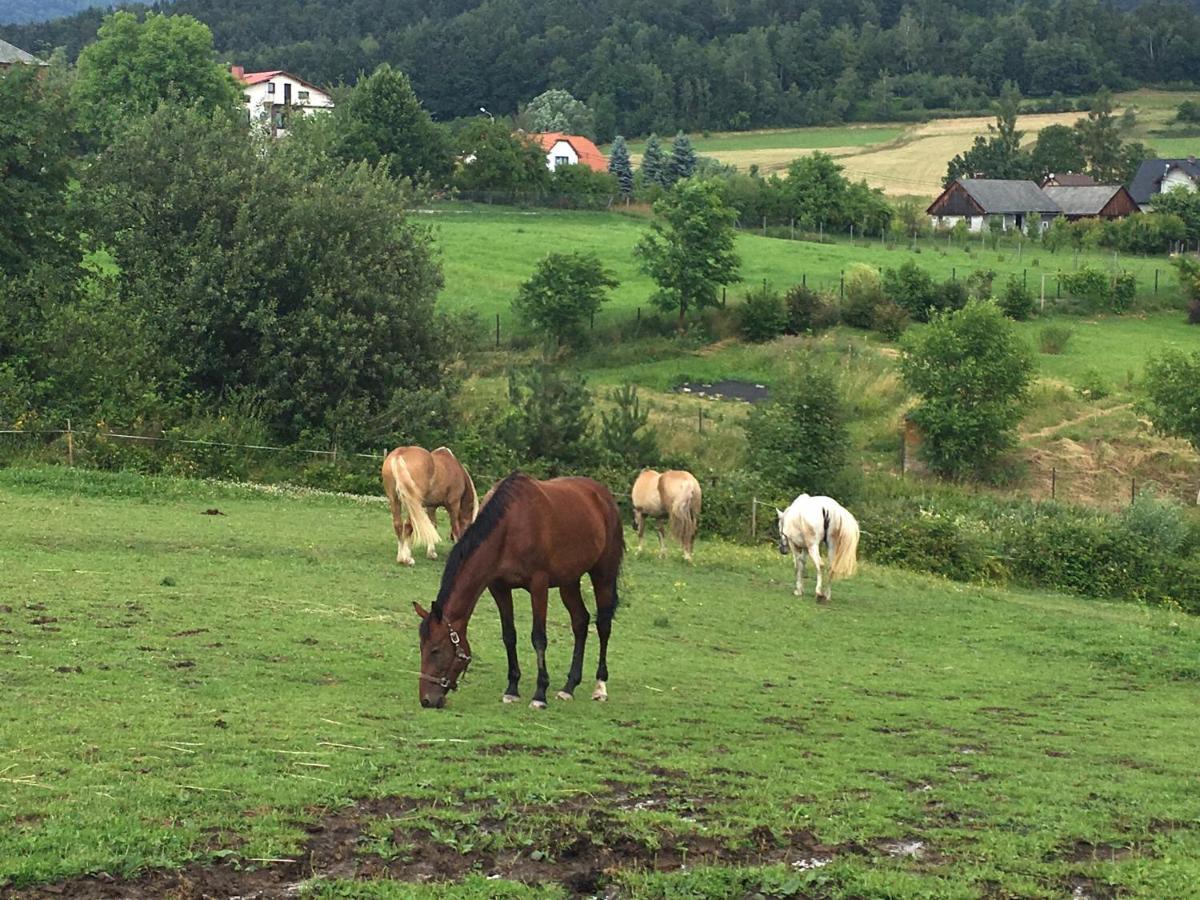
[2,466,1200,897]
[431,205,1184,339]
[620,125,905,156]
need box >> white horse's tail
[389,453,439,551]
[828,505,860,579]
[669,480,702,547]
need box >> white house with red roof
[531,132,607,172]
[231,66,334,137]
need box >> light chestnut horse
[631,469,702,561]
[382,446,478,566]
[777,494,860,602]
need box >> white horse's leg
[810,540,827,602]
[792,545,806,596]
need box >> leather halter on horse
[419,625,472,690]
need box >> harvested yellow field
[832,111,1082,197]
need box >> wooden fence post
[751,498,758,542]
[66,419,74,467]
[495,313,500,348]
[1051,466,1056,500]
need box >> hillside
[0,0,101,25]
[5,0,1200,138]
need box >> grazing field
[432,205,1182,334]
[2,467,1200,898]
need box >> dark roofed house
[0,38,47,70]
[1042,185,1138,221]
[1129,158,1200,209]
[1041,172,1097,188]
[927,178,1061,233]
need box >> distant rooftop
[0,38,47,66]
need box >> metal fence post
[751,497,757,542]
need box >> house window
[298,90,309,101]
[267,82,275,94]
[555,155,570,167]
[243,93,251,103]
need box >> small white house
[1128,158,1200,210]
[232,67,334,137]
[530,132,608,173]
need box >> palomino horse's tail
[669,479,702,548]
[389,453,439,551]
[465,467,479,522]
[828,505,860,579]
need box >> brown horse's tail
[669,479,702,549]
[389,452,439,551]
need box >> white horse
[776,494,860,602]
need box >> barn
[927,178,1061,233]
[1041,185,1139,221]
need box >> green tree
[1028,124,1085,180]
[513,252,618,348]
[946,83,1030,183]
[453,119,548,195]
[0,62,76,275]
[668,131,697,184]
[519,88,595,138]
[72,11,240,142]
[337,63,452,183]
[608,134,634,198]
[640,133,669,188]
[745,360,852,497]
[84,104,450,448]
[1076,88,1125,183]
[1142,349,1200,454]
[900,300,1034,478]
[635,179,741,328]
[598,384,658,467]
[502,364,596,473]
[781,152,849,229]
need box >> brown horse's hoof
[529,699,548,710]
[555,690,574,701]
[501,694,520,703]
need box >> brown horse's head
[413,602,471,709]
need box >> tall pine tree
[641,134,669,188]
[608,135,634,198]
[668,131,697,184]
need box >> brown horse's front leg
[528,576,550,709]
[555,580,589,701]
[490,585,521,702]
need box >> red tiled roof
[532,132,608,173]
[236,69,284,86]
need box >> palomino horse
[777,494,860,602]
[412,472,624,710]
[631,469,702,561]
[381,446,478,566]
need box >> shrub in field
[1058,266,1135,313]
[1141,349,1200,453]
[841,264,885,329]
[501,364,597,474]
[1121,490,1190,556]
[883,260,936,321]
[1038,324,1073,354]
[744,360,852,497]
[737,282,787,342]
[872,299,909,340]
[698,468,777,543]
[1075,368,1111,401]
[965,268,997,301]
[901,301,1034,479]
[598,383,659,468]
[513,251,618,349]
[861,505,1002,582]
[783,284,838,334]
[999,274,1036,320]
[932,278,969,316]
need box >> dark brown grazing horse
[412,472,624,710]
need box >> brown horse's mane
[428,471,527,622]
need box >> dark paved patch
[675,380,769,403]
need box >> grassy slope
[2,468,1200,897]
[433,205,1182,333]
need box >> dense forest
[4,0,1200,138]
